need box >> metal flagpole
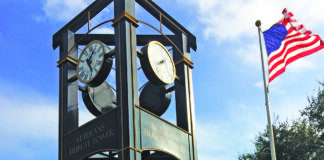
[255,20,277,160]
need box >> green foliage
[239,82,324,160]
[302,82,324,138]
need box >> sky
[1,0,324,159]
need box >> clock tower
[52,0,198,159]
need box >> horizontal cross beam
[75,34,177,46]
[52,0,113,49]
[136,0,197,51]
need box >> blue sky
[1,0,324,159]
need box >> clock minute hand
[86,49,95,71]
[89,50,95,60]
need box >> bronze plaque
[140,111,190,160]
[63,109,118,160]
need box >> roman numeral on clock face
[84,51,89,57]
[96,60,102,66]
[96,45,101,52]
[89,45,93,52]
[79,71,85,79]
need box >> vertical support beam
[113,0,138,159]
[187,59,198,160]
[58,30,79,160]
[173,34,198,159]
[173,34,191,132]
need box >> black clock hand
[89,50,95,60]
[159,59,165,64]
[88,46,98,68]
[85,49,95,72]
[86,58,93,72]
[89,51,95,69]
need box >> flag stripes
[264,8,324,82]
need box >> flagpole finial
[255,20,261,27]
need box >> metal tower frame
[53,0,197,159]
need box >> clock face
[77,41,105,84]
[147,41,175,84]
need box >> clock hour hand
[86,58,93,72]
[158,59,165,65]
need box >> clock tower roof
[52,0,197,51]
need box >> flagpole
[255,20,277,160]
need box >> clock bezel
[139,81,171,116]
[82,82,116,117]
[140,41,176,85]
[77,40,113,87]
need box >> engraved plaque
[140,111,190,160]
[63,109,118,160]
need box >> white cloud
[254,81,264,89]
[196,101,267,159]
[43,0,91,22]
[275,103,303,120]
[270,95,308,121]
[0,79,96,151]
[0,101,58,140]
[43,0,324,39]
[196,122,224,151]
[0,81,58,155]
[196,121,244,160]
[42,0,115,35]
[235,43,261,67]
[177,0,324,41]
[91,27,114,34]
[33,15,47,23]
[170,0,324,81]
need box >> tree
[301,82,324,159]
[239,119,321,160]
[239,82,324,160]
[302,82,324,139]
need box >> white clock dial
[77,40,113,87]
[146,41,175,85]
[78,42,104,82]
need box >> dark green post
[113,0,139,159]
[58,30,79,160]
[173,33,198,160]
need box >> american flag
[263,8,324,82]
